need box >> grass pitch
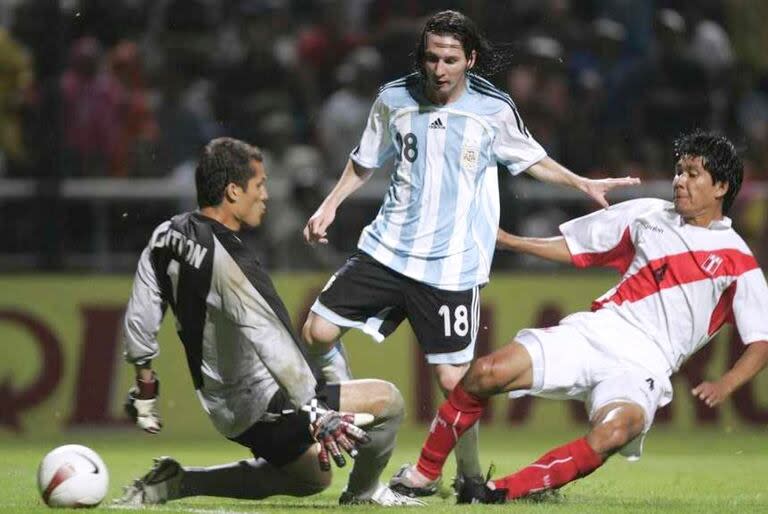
[2,424,766,513]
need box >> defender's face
[235,160,269,228]
[422,33,476,105]
[672,155,727,224]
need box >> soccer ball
[37,444,109,508]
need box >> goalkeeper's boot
[455,466,506,505]
[114,456,183,506]
[339,483,426,506]
[389,463,441,497]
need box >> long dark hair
[413,10,508,78]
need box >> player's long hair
[196,137,263,208]
[673,131,743,214]
[413,10,513,78]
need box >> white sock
[312,341,353,382]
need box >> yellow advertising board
[1,273,766,439]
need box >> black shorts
[312,251,480,364]
[229,384,340,467]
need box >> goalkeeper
[117,137,421,507]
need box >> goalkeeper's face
[234,160,269,229]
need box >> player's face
[235,160,269,228]
[672,155,728,226]
[422,33,476,105]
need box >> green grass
[3,424,767,513]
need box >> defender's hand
[692,380,731,407]
[124,377,162,434]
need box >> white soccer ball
[37,444,109,508]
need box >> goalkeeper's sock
[416,385,487,481]
[181,458,328,499]
[491,437,603,499]
[345,386,404,498]
[311,341,353,382]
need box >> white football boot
[114,456,183,506]
[339,483,426,506]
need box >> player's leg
[178,447,332,501]
[302,251,405,383]
[474,367,665,503]
[432,362,482,482]
[403,341,533,486]
[390,283,485,492]
[302,311,352,382]
[334,379,421,505]
[486,401,645,501]
[116,440,331,505]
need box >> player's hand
[581,176,641,208]
[124,377,162,434]
[303,204,337,245]
[302,400,371,471]
[692,380,731,407]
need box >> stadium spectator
[60,36,121,176]
[397,131,768,503]
[108,40,158,177]
[117,137,421,506]
[317,46,383,174]
[0,27,33,175]
[301,9,639,495]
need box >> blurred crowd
[1,0,767,268]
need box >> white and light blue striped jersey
[350,73,546,291]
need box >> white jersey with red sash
[560,198,768,373]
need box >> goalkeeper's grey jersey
[123,212,319,438]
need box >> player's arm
[692,340,768,407]
[303,158,374,245]
[525,157,640,208]
[123,243,165,434]
[496,228,572,264]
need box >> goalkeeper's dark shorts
[228,383,340,467]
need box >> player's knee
[369,381,405,421]
[301,316,334,348]
[463,355,505,396]
[589,411,644,454]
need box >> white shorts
[512,310,673,459]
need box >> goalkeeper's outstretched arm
[496,228,573,264]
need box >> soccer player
[397,131,768,503]
[116,137,422,507]
[302,9,639,492]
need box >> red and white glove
[302,399,372,471]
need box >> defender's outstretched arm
[496,229,572,264]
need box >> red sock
[492,437,603,499]
[415,385,487,480]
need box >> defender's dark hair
[196,137,263,208]
[414,10,497,77]
[673,131,743,214]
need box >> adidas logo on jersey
[429,118,445,129]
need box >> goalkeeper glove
[124,373,162,434]
[301,398,372,471]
